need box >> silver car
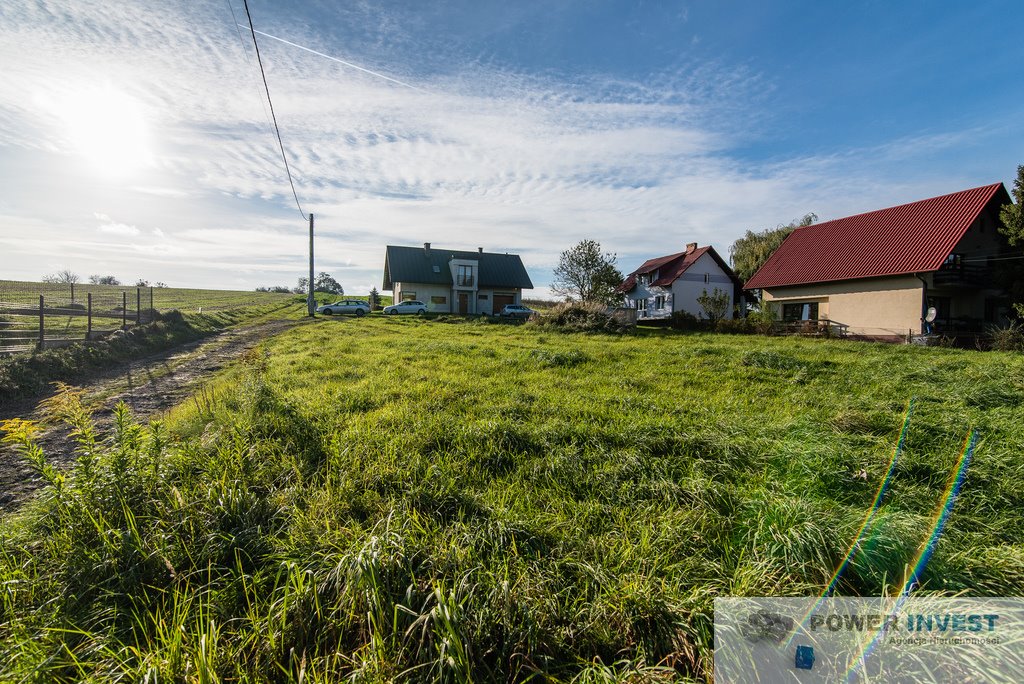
[317,299,370,316]
[498,304,536,319]
[383,300,427,315]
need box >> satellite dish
[925,307,937,323]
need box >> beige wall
[762,275,924,337]
[393,282,452,312]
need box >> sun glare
[51,84,153,178]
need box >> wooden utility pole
[307,212,315,317]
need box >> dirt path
[0,318,301,511]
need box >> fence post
[122,291,127,330]
[70,282,75,304]
[38,295,44,350]
[87,293,92,340]
[150,286,154,317]
[136,288,141,325]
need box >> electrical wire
[241,0,307,221]
[225,0,275,140]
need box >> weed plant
[1,320,1023,681]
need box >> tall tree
[999,165,1024,245]
[551,239,624,305]
[730,213,817,283]
[313,272,344,295]
[999,165,1024,316]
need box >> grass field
[2,318,1023,681]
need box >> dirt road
[0,318,300,511]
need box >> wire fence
[0,280,292,355]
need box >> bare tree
[42,269,80,284]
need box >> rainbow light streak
[843,429,979,682]
[783,399,916,649]
[900,429,978,597]
[826,399,916,597]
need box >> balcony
[456,275,475,287]
[932,263,987,288]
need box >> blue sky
[0,0,1021,295]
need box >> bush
[988,322,1024,352]
[528,301,631,333]
[747,307,777,335]
[715,317,754,334]
[668,310,703,331]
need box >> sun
[56,83,153,178]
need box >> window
[704,273,710,284]
[655,295,665,310]
[635,298,647,312]
[783,302,818,321]
[430,296,447,305]
[478,293,489,300]
[457,265,474,286]
[401,291,417,301]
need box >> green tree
[551,239,624,305]
[999,165,1024,245]
[697,287,730,323]
[313,272,344,295]
[730,213,817,283]
[368,287,381,309]
[999,166,1024,316]
[89,275,120,285]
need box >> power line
[241,0,307,220]
[224,0,275,139]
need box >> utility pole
[307,212,315,317]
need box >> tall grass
[1,320,1023,681]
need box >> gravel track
[0,318,299,511]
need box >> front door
[458,292,469,314]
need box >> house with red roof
[617,243,744,320]
[744,183,1014,340]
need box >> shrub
[715,317,754,334]
[988,322,1024,352]
[747,306,777,335]
[668,310,703,330]
[528,301,631,333]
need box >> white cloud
[97,222,141,236]
[0,1,1014,292]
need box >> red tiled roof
[744,183,1007,290]
[617,245,729,292]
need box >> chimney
[686,242,698,254]
[478,247,483,253]
[424,242,431,257]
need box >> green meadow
[2,318,1023,681]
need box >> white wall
[394,282,452,312]
[670,253,736,319]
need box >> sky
[1,0,1022,297]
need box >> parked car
[497,304,536,319]
[317,299,370,316]
[383,300,427,315]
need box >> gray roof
[383,245,534,290]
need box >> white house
[382,243,534,314]
[617,243,744,320]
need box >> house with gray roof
[382,243,534,314]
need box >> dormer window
[457,264,474,287]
